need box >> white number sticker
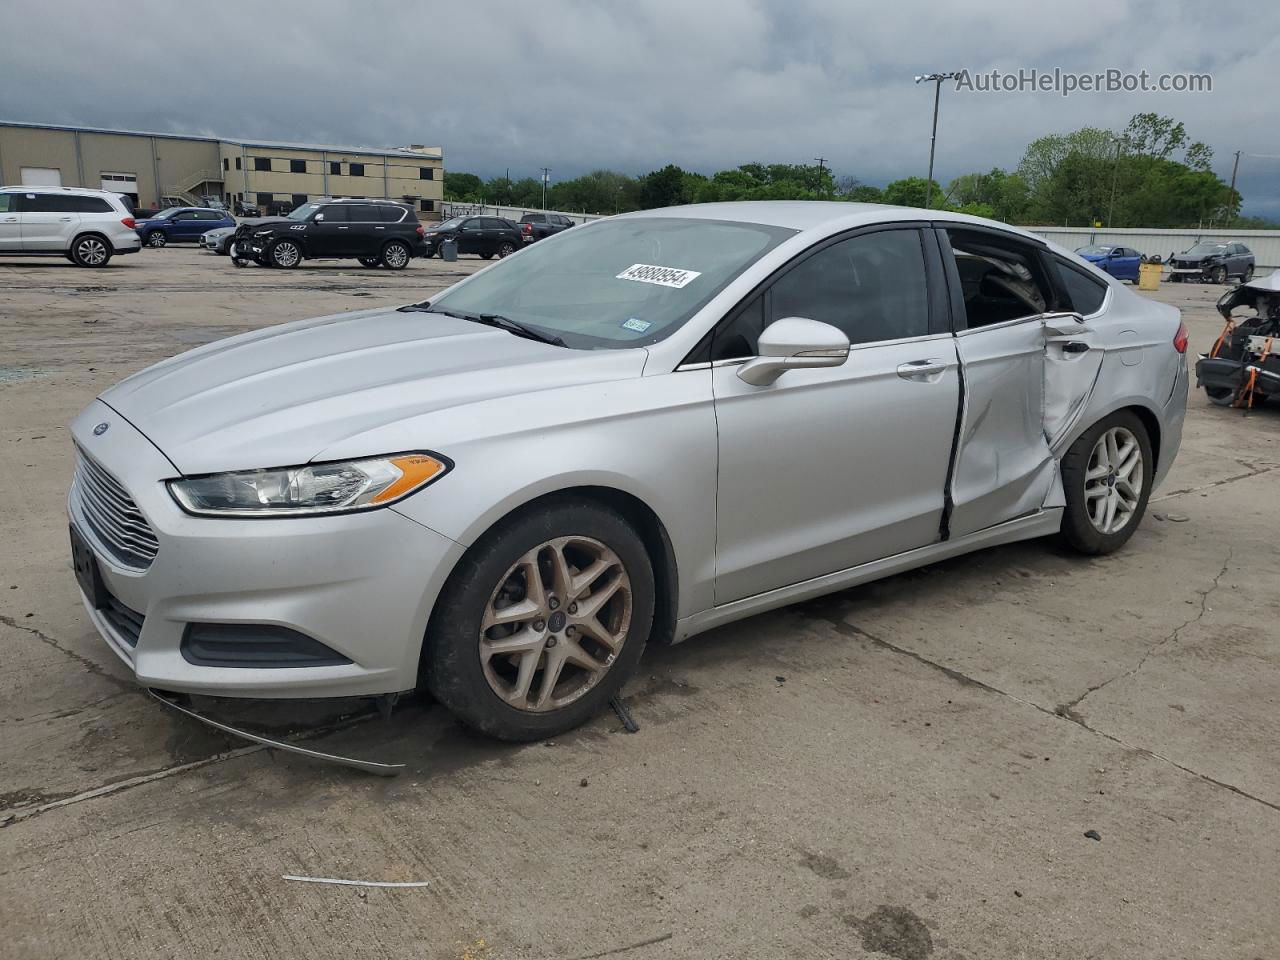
[616,263,702,289]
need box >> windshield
[1077,245,1113,256]
[1187,243,1227,256]
[287,203,321,221]
[431,217,466,231]
[425,216,794,349]
[152,208,179,220]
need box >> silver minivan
[0,186,141,266]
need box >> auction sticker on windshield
[616,263,702,288]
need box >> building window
[419,167,434,180]
[330,161,341,175]
[235,156,242,170]
[291,193,308,207]
[419,198,434,212]
[349,163,364,177]
[290,159,307,174]
[256,192,273,207]
[223,158,230,171]
[254,157,271,172]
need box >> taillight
[1173,321,1189,354]
[521,223,532,235]
[415,225,424,236]
[121,217,136,229]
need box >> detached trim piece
[181,623,353,668]
[148,689,404,777]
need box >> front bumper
[1196,354,1280,396]
[68,401,466,699]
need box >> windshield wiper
[398,305,567,347]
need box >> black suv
[232,198,426,269]
[421,216,522,259]
[1168,241,1255,284]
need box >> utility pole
[914,72,957,209]
[1107,135,1125,228]
[1228,150,1241,227]
[539,167,551,211]
[813,157,828,195]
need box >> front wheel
[1060,411,1153,555]
[424,499,655,741]
[146,231,167,248]
[380,240,410,270]
[269,239,302,268]
[70,234,112,267]
[1210,265,1227,284]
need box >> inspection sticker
[621,317,651,333]
[616,263,702,288]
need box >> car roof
[619,200,1046,243]
[317,197,409,205]
[0,184,123,197]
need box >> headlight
[168,453,450,517]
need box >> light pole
[1106,134,1127,228]
[539,167,551,211]
[914,72,957,209]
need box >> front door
[942,227,1102,539]
[712,226,959,604]
[457,218,489,255]
[307,204,351,256]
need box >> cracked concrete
[1,253,1278,959]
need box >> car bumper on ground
[67,400,466,699]
[1196,354,1280,396]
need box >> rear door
[0,194,20,251]
[711,224,960,603]
[940,226,1102,539]
[17,192,79,250]
[344,204,383,256]
[1114,247,1141,281]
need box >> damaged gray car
[1196,269,1280,408]
[70,202,1187,743]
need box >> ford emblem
[93,422,109,436]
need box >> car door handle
[337,226,349,230]
[1061,341,1090,355]
[897,359,948,380]
[59,217,74,222]
[1,217,16,222]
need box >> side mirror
[314,213,325,221]
[737,317,850,386]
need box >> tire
[498,241,516,258]
[1205,386,1237,407]
[70,234,112,267]
[146,231,167,248]
[269,239,302,269]
[1242,264,1254,283]
[1210,265,1226,284]
[358,257,381,268]
[424,498,655,741]
[380,239,410,270]
[1059,410,1154,555]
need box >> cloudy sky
[3,0,1279,216]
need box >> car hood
[1175,252,1219,263]
[236,217,291,232]
[99,307,648,475]
[1078,253,1106,262]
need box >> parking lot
[1,248,1278,959]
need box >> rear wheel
[70,234,112,267]
[1060,411,1153,555]
[1242,264,1254,283]
[424,499,654,741]
[380,240,410,270]
[498,241,516,258]
[269,239,302,268]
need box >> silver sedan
[69,202,1187,741]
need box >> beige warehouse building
[0,120,444,217]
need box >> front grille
[73,447,159,570]
[100,592,144,647]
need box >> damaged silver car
[69,202,1187,742]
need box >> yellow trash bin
[1138,262,1163,291]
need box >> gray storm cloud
[2,0,1278,215]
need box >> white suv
[0,186,141,267]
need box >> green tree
[443,171,483,201]
[882,177,943,207]
[640,164,692,208]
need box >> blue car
[136,207,236,248]
[1075,244,1143,283]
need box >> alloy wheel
[147,232,166,247]
[383,243,409,268]
[272,241,300,268]
[479,536,633,712]
[76,237,108,265]
[1084,426,1143,534]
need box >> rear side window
[1055,257,1108,315]
[347,204,381,222]
[378,205,407,223]
[0,195,10,213]
[75,196,114,213]
[769,228,931,346]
